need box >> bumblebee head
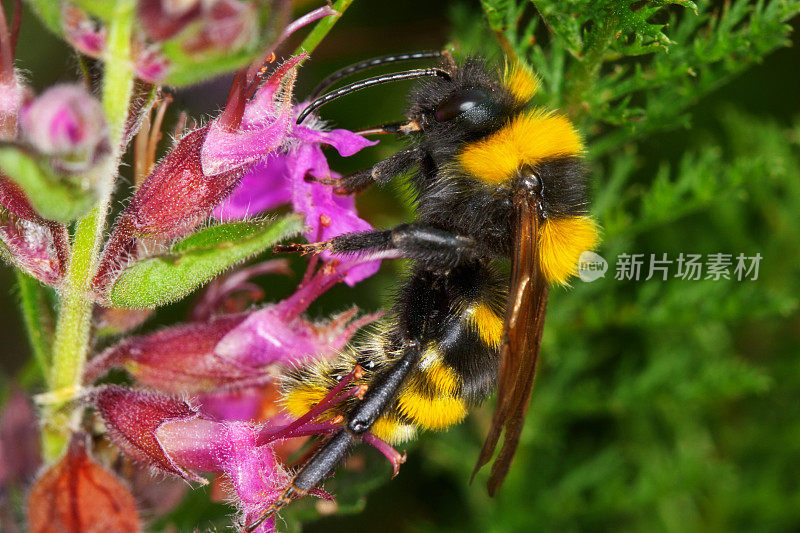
[405,59,519,136]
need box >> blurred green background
[2,0,800,531]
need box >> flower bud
[0,177,69,285]
[95,386,207,483]
[180,0,258,57]
[19,84,109,172]
[84,313,258,393]
[137,0,203,42]
[92,125,248,294]
[62,4,106,58]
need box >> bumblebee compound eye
[434,88,489,122]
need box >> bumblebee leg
[325,223,489,267]
[333,147,419,195]
[250,342,421,530]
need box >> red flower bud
[84,313,263,393]
[0,177,69,285]
[95,386,207,483]
[92,126,248,295]
[95,385,293,528]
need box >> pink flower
[86,259,382,397]
[62,4,106,57]
[95,386,293,531]
[92,56,305,296]
[214,259,383,368]
[211,64,381,285]
[91,125,251,295]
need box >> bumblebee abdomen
[281,263,507,445]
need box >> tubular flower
[212,73,381,285]
[86,258,382,397]
[92,56,304,296]
[95,386,294,532]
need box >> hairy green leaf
[0,147,97,223]
[109,216,303,309]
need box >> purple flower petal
[212,154,291,221]
[201,108,292,176]
[296,124,378,157]
[213,304,333,368]
[96,386,290,531]
[214,261,383,367]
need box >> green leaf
[25,0,64,36]
[69,0,117,21]
[0,147,97,223]
[108,216,303,309]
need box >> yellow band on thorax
[458,110,584,184]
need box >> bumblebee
[254,51,598,528]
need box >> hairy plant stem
[43,0,135,462]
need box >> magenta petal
[286,143,381,285]
[222,423,288,523]
[297,125,378,157]
[212,155,291,220]
[214,305,325,368]
[196,388,264,422]
[288,144,373,241]
[201,109,292,176]
[156,416,289,530]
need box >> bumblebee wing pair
[472,191,548,494]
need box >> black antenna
[309,50,445,98]
[297,68,451,124]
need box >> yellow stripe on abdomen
[396,390,467,430]
[371,415,417,444]
[283,384,328,418]
[468,303,504,348]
